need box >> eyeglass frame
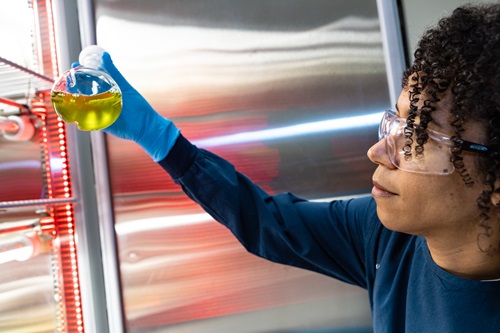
[378,110,490,174]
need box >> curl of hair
[402,4,500,254]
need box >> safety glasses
[378,110,490,175]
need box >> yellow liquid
[51,90,122,131]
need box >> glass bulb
[51,46,122,131]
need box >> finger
[101,52,132,90]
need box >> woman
[100,4,500,332]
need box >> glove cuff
[138,118,180,162]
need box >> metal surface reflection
[96,0,389,331]
[0,139,44,202]
[0,208,57,333]
[0,255,56,332]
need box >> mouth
[372,180,397,197]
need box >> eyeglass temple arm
[454,137,490,154]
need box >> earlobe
[490,185,500,207]
[491,195,500,208]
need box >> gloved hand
[100,52,180,162]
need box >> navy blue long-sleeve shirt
[159,135,500,333]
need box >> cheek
[404,174,481,219]
[374,170,483,234]
[397,175,468,219]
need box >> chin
[376,206,410,234]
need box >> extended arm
[101,53,378,288]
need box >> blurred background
[0,0,494,332]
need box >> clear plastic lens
[380,110,455,175]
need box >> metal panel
[0,2,57,331]
[52,0,125,332]
[0,0,117,332]
[0,207,57,333]
[0,138,43,202]
[94,0,394,332]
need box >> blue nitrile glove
[100,52,180,162]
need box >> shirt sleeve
[159,134,379,289]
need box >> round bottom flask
[51,46,122,131]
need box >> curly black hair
[401,4,500,255]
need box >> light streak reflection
[193,111,383,147]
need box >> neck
[426,234,500,280]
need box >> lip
[372,180,397,197]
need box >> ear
[491,181,500,207]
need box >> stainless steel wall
[94,0,391,332]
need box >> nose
[367,138,397,170]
